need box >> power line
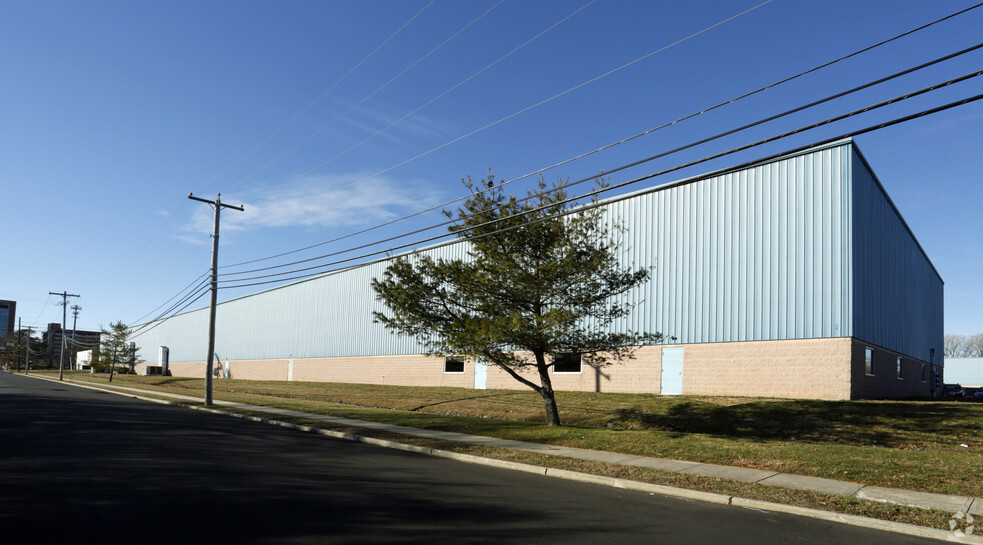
[280,0,774,194]
[89,2,439,311]
[129,271,211,326]
[214,84,983,291]
[131,283,211,337]
[120,244,210,325]
[218,52,983,280]
[277,0,599,189]
[127,3,983,327]
[220,1,982,271]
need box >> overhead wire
[129,271,213,332]
[129,270,211,326]
[214,77,983,290]
[275,0,599,189]
[131,282,212,336]
[218,45,983,279]
[128,2,983,327]
[89,2,439,317]
[276,0,773,197]
[221,1,982,270]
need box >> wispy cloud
[182,172,444,237]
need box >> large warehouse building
[133,139,944,400]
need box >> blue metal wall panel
[133,141,939,365]
[599,142,853,344]
[850,148,944,363]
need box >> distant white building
[76,349,94,371]
[944,358,983,387]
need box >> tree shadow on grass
[612,399,983,446]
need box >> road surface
[0,372,951,544]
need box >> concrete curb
[15,373,983,544]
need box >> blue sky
[2,0,981,336]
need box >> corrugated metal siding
[133,244,469,362]
[600,142,853,344]
[850,148,944,362]
[134,141,939,364]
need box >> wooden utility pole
[188,193,243,406]
[70,305,81,372]
[49,291,79,380]
[24,324,34,374]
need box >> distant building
[0,300,15,335]
[943,358,983,388]
[42,323,102,368]
[132,140,943,400]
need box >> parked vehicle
[973,390,983,399]
[944,384,965,397]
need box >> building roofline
[849,143,943,284]
[134,138,933,330]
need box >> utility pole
[16,317,22,371]
[23,324,35,375]
[49,291,80,381]
[188,193,244,406]
[70,305,81,372]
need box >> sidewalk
[42,375,982,520]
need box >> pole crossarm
[187,193,244,405]
[189,193,245,211]
[49,291,80,380]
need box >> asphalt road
[0,372,952,545]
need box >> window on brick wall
[552,353,582,374]
[865,347,875,376]
[896,356,904,380]
[444,356,465,374]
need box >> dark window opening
[444,356,465,374]
[552,353,582,373]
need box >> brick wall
[681,338,854,399]
[481,347,663,394]
[153,337,932,400]
[850,340,935,399]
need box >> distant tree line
[944,333,983,358]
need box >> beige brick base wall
[149,338,931,400]
[155,354,474,389]
[481,347,664,394]
[681,338,854,400]
[289,354,474,388]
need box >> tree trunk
[535,353,561,426]
[108,349,115,383]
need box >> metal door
[661,347,684,395]
[474,358,487,390]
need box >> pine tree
[373,175,668,426]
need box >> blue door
[661,347,684,395]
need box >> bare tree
[944,333,983,358]
[967,333,983,357]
